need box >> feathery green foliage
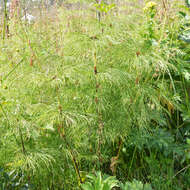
[0,0,190,189]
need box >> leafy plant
[94,1,115,14]
[81,172,118,190]
[143,1,158,46]
[94,1,115,22]
[0,0,190,189]
[120,179,152,190]
[178,10,190,43]
[185,0,190,7]
[0,168,31,190]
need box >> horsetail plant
[93,52,104,169]
[57,105,83,185]
[0,1,190,189]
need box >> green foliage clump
[0,0,190,189]
[81,171,118,190]
[120,179,152,190]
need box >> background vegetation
[0,0,190,189]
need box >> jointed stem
[94,52,104,168]
[3,0,9,39]
[58,105,82,185]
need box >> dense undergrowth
[0,0,190,189]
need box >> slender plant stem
[58,105,82,185]
[2,58,24,83]
[18,124,26,155]
[0,103,10,127]
[172,164,190,179]
[96,0,102,22]
[93,52,104,169]
[3,0,9,39]
[111,138,123,175]
[128,146,137,179]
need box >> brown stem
[58,105,82,185]
[162,0,168,16]
[110,138,123,175]
[67,144,82,184]
[10,0,21,19]
[93,52,104,167]
[3,0,9,39]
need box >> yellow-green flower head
[143,1,157,12]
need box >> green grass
[0,1,190,189]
